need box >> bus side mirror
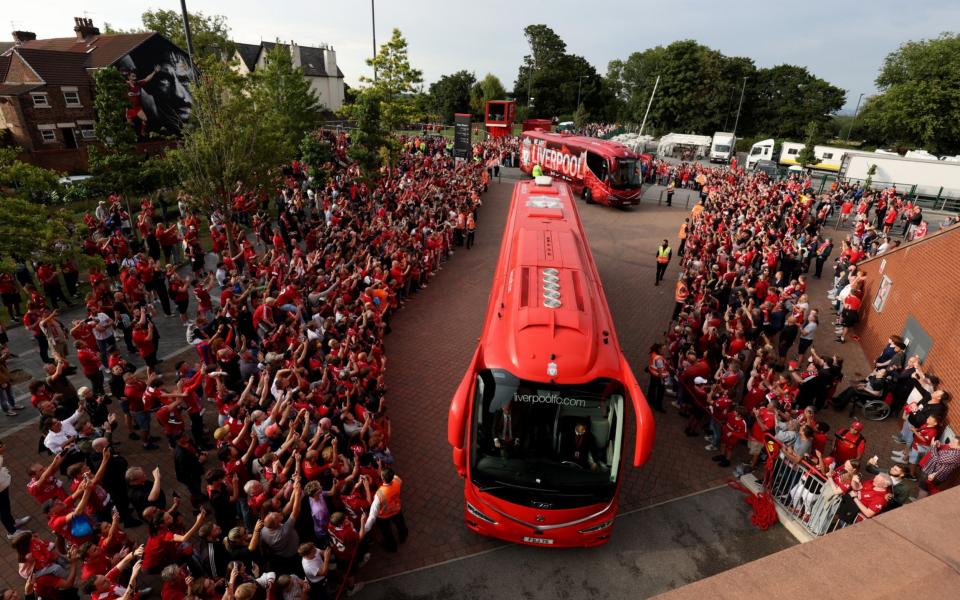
[448,347,481,476]
[620,354,655,467]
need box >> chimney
[11,31,37,45]
[73,17,100,42]
[290,40,301,68]
[323,46,337,78]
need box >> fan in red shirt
[831,420,866,464]
[327,510,370,583]
[131,315,159,367]
[714,406,748,467]
[75,340,105,395]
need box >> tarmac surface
[354,485,797,600]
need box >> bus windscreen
[470,369,624,509]
[610,158,642,189]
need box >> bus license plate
[523,536,554,545]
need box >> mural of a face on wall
[115,36,195,136]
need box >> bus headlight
[466,502,498,525]
[578,519,613,534]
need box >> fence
[763,435,857,536]
[760,167,960,214]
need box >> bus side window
[586,152,606,179]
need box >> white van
[709,132,736,163]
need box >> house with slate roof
[0,18,194,171]
[233,40,345,111]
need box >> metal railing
[763,435,856,536]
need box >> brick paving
[0,171,907,590]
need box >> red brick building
[855,224,960,427]
[0,18,194,172]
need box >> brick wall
[18,139,177,173]
[855,225,960,428]
[16,83,97,150]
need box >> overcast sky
[7,0,958,110]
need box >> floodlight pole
[638,75,660,137]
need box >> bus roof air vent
[543,268,561,309]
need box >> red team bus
[447,175,655,547]
[519,131,649,207]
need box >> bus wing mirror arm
[448,347,481,476]
[621,355,655,467]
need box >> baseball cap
[851,420,864,432]
[788,360,799,370]
[693,376,708,385]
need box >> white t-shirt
[93,313,114,341]
[302,554,329,583]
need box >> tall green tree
[607,41,756,134]
[347,90,394,177]
[513,25,608,119]
[169,57,284,244]
[355,28,424,132]
[428,70,475,124]
[749,65,845,139]
[108,9,234,59]
[469,73,507,116]
[859,33,960,154]
[252,42,322,159]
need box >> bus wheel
[584,189,594,204]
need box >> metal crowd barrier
[763,435,850,536]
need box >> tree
[797,121,821,168]
[347,90,394,177]
[607,41,756,134]
[0,147,62,202]
[136,9,233,60]
[469,73,507,116]
[573,103,589,129]
[0,195,77,270]
[428,70,475,124]
[169,57,285,247]
[859,33,960,154]
[513,25,609,119]
[252,42,322,159]
[356,29,424,132]
[299,132,334,186]
[748,65,845,139]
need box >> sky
[7,0,959,111]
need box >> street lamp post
[732,76,747,136]
[845,92,865,144]
[576,75,588,110]
[371,0,377,81]
[179,0,196,79]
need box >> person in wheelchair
[831,367,890,412]
[558,421,599,471]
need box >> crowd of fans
[650,162,957,528]
[0,131,516,600]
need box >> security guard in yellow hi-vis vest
[532,164,543,178]
[655,239,672,286]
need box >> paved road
[0,256,220,435]
[355,485,797,600]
